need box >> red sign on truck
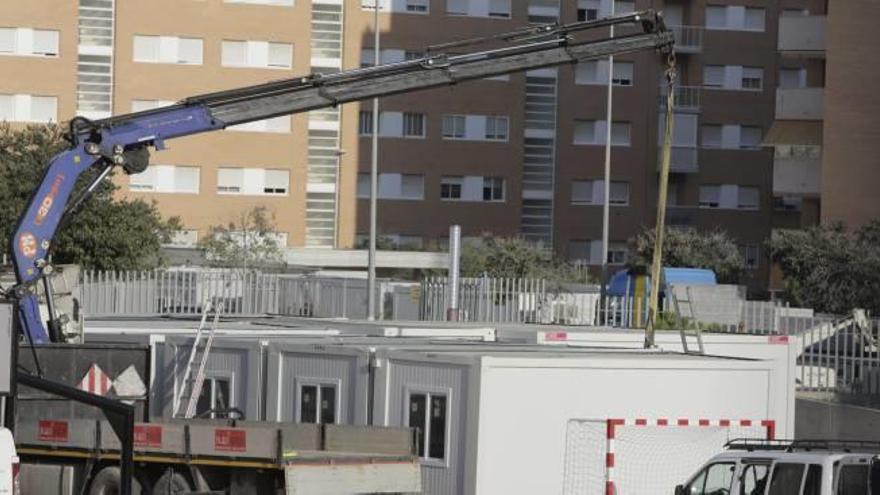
[38,420,69,442]
[133,425,163,448]
[214,429,246,452]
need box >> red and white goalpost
[562,417,775,495]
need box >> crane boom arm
[8,11,673,343]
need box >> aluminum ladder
[671,285,705,354]
[173,300,222,418]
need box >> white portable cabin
[370,347,791,495]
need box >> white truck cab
[677,440,880,495]
[0,428,18,495]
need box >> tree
[459,236,591,285]
[770,221,880,314]
[199,206,284,271]
[628,227,746,284]
[0,123,180,270]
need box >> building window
[485,116,509,141]
[577,61,636,86]
[403,112,425,137]
[706,5,765,31]
[130,165,200,194]
[778,68,807,89]
[221,40,292,69]
[0,94,57,123]
[359,110,374,135]
[216,168,288,196]
[358,173,424,200]
[701,125,722,148]
[737,186,759,210]
[699,185,720,208]
[740,126,762,149]
[607,243,628,265]
[298,383,337,424]
[225,0,294,5]
[741,67,763,90]
[571,180,629,205]
[488,0,511,18]
[577,0,599,21]
[483,177,505,201]
[400,174,424,200]
[442,115,466,139]
[446,0,467,15]
[195,376,232,419]
[441,176,463,200]
[133,35,203,65]
[573,120,630,146]
[404,50,425,60]
[227,115,291,133]
[703,65,725,88]
[406,0,429,13]
[263,169,289,194]
[741,245,759,270]
[0,28,59,57]
[407,391,448,461]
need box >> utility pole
[367,0,380,321]
[600,2,616,325]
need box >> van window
[839,465,869,495]
[802,465,821,495]
[686,462,735,495]
[768,463,805,495]
[741,463,770,495]
[871,460,880,495]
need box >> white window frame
[406,0,430,14]
[485,116,509,141]
[699,185,721,209]
[294,378,341,425]
[196,372,235,419]
[359,110,374,136]
[225,0,294,6]
[488,0,512,18]
[404,386,452,467]
[482,177,506,202]
[440,176,463,201]
[737,186,760,210]
[217,167,244,194]
[402,112,426,138]
[442,115,466,139]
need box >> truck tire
[152,470,192,494]
[88,466,144,495]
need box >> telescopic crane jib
[6,11,674,345]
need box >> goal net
[563,418,773,495]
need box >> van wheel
[88,466,145,495]
[152,470,192,494]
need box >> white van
[677,440,880,495]
[0,428,18,495]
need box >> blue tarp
[607,267,717,296]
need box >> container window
[408,391,448,461]
[428,395,447,459]
[408,393,427,457]
[767,463,806,495]
[300,384,318,423]
[195,377,232,418]
[320,385,337,425]
[299,383,337,424]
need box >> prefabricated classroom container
[369,347,790,495]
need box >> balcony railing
[669,25,704,53]
[660,85,702,112]
[658,146,699,174]
[778,16,826,54]
[775,87,824,120]
[773,147,821,196]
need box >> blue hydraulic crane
[6,12,673,345]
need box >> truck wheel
[152,470,192,494]
[88,466,144,495]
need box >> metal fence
[82,269,281,316]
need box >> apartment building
[0,0,822,291]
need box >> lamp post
[600,3,616,323]
[367,0,380,320]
